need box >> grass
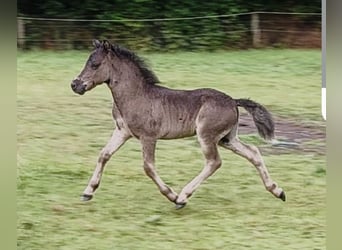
[17,49,325,250]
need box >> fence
[17,11,321,51]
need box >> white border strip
[322,0,326,121]
[322,87,326,120]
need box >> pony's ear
[92,39,101,48]
[103,40,111,51]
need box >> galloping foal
[71,40,285,209]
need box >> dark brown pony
[71,39,285,209]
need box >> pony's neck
[107,56,148,102]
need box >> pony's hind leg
[140,138,178,203]
[175,103,235,209]
[175,136,222,209]
[82,128,131,201]
[219,135,285,201]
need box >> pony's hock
[71,39,286,208]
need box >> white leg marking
[220,138,284,198]
[141,139,178,202]
[83,128,131,196]
[177,137,222,205]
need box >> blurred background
[17,0,321,51]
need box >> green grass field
[17,49,325,250]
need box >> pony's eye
[91,63,101,70]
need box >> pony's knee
[99,149,111,163]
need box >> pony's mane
[110,43,160,85]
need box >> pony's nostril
[71,82,76,89]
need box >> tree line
[17,1,322,50]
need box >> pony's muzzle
[71,79,86,95]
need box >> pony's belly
[159,127,196,139]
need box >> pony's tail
[235,98,275,141]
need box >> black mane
[110,43,160,85]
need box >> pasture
[17,49,325,249]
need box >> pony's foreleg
[219,137,285,201]
[81,128,131,201]
[140,138,178,203]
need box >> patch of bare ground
[238,113,326,155]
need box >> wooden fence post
[17,18,25,49]
[251,13,261,48]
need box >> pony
[71,40,285,209]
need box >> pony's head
[71,40,112,95]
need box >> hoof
[279,191,286,202]
[175,202,187,210]
[81,194,93,201]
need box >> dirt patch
[238,113,326,155]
